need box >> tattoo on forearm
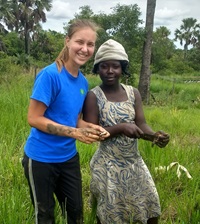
[47,124,74,136]
[47,124,61,135]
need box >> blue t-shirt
[24,62,88,163]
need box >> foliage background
[1,3,200,78]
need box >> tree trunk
[138,0,156,103]
[24,21,30,55]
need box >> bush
[0,55,23,84]
[167,55,194,74]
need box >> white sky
[42,0,200,49]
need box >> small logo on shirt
[80,89,85,95]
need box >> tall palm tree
[19,0,52,54]
[138,0,156,103]
[1,0,52,54]
[174,17,200,59]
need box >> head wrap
[93,39,129,70]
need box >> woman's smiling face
[66,27,97,66]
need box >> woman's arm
[133,88,155,134]
[27,99,108,144]
[82,91,99,124]
[82,91,142,138]
[27,99,63,134]
[134,88,170,147]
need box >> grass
[0,71,199,223]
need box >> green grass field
[0,72,199,223]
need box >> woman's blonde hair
[55,19,99,72]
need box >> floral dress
[90,84,161,224]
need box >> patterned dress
[90,84,161,224]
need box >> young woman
[22,19,109,224]
[83,39,170,224]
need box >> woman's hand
[121,123,143,138]
[76,116,110,143]
[74,126,110,144]
[152,131,170,148]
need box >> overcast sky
[42,0,200,48]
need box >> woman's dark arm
[83,90,142,138]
